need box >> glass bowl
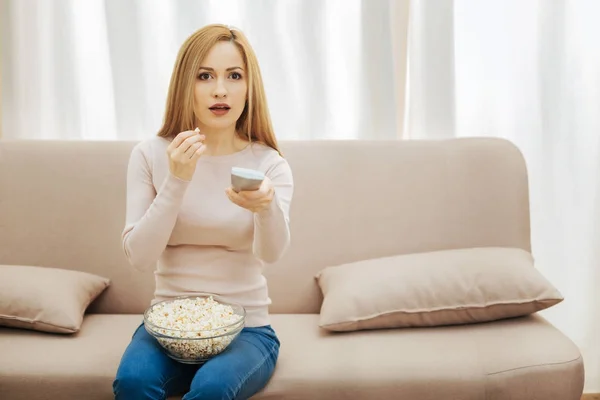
[143,295,246,364]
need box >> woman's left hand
[226,177,275,213]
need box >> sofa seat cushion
[0,314,583,400]
[264,315,583,400]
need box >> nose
[213,78,227,98]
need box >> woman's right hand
[167,128,206,181]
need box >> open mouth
[209,104,231,116]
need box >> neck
[196,124,246,156]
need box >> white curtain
[0,0,401,140]
[407,0,600,392]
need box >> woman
[113,24,293,400]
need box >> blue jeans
[113,322,280,400]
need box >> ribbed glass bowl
[143,295,246,364]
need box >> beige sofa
[0,138,584,399]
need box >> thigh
[113,322,198,399]
[185,325,280,400]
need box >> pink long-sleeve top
[122,136,293,327]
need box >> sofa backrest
[0,138,531,314]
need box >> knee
[113,371,165,400]
[183,380,235,400]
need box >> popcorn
[145,296,243,362]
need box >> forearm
[252,158,294,263]
[122,156,190,271]
[253,193,291,263]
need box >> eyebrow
[198,66,244,72]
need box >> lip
[209,103,231,116]
[209,103,231,110]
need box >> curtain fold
[405,0,455,139]
[0,0,400,140]
[390,0,410,138]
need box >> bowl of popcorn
[143,295,246,364]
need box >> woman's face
[193,41,248,131]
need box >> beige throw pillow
[315,247,563,332]
[0,265,110,334]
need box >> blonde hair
[157,24,281,155]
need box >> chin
[201,112,242,130]
[204,119,236,131]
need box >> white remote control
[231,167,265,192]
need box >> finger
[237,191,260,200]
[184,142,203,159]
[178,134,205,153]
[226,192,242,208]
[239,187,272,200]
[167,130,197,152]
[242,197,268,211]
[256,198,271,209]
[178,133,205,153]
[259,177,272,191]
[266,186,275,199]
[226,187,243,201]
[242,193,273,212]
[226,188,247,207]
[190,143,207,160]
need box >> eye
[230,72,243,80]
[198,72,211,80]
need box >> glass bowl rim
[145,321,244,340]
[143,294,246,335]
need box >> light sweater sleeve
[253,157,294,263]
[121,143,190,271]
